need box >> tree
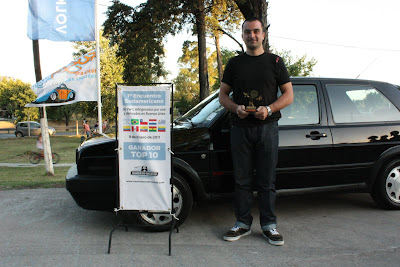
[68,32,125,122]
[103,0,224,102]
[174,41,207,113]
[233,0,269,51]
[174,43,231,114]
[195,0,210,101]
[207,0,243,83]
[103,0,178,84]
[46,103,78,127]
[0,77,38,122]
[274,49,317,77]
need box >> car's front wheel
[371,159,400,209]
[16,131,23,137]
[50,92,57,101]
[134,172,193,232]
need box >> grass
[0,135,82,163]
[0,166,71,190]
[0,135,82,190]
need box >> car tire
[16,132,23,137]
[129,172,193,232]
[70,92,75,100]
[371,159,400,210]
[50,92,57,101]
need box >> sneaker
[263,228,284,246]
[223,226,251,241]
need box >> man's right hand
[236,105,249,119]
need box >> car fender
[368,145,400,190]
[173,157,208,201]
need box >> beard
[245,39,262,50]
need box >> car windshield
[176,90,225,125]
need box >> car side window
[279,84,319,126]
[30,122,40,128]
[326,85,400,123]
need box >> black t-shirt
[222,52,291,126]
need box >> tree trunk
[215,35,223,83]
[234,0,269,52]
[195,0,209,101]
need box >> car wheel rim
[385,166,400,204]
[50,93,57,101]
[140,184,182,225]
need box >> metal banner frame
[108,83,177,255]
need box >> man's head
[242,17,265,54]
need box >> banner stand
[107,83,177,255]
[107,211,178,255]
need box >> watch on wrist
[266,105,272,117]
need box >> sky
[1,0,400,86]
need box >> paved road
[0,188,399,266]
[0,133,14,139]
[0,132,80,139]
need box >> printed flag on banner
[27,0,95,41]
[26,51,98,107]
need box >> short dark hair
[242,17,265,31]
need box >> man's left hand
[254,106,268,120]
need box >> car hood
[78,125,210,154]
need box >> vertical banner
[27,0,95,41]
[117,85,172,212]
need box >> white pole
[41,107,54,175]
[95,0,103,134]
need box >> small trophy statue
[243,90,262,112]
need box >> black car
[66,77,400,231]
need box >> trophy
[243,90,262,112]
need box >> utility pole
[32,40,54,176]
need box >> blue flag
[27,0,95,41]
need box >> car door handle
[306,131,327,140]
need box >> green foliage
[103,0,183,84]
[46,32,125,123]
[221,48,237,65]
[173,41,220,114]
[47,103,79,126]
[0,77,38,122]
[273,49,317,77]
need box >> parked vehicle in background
[66,77,400,231]
[14,121,56,137]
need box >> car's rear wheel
[371,159,400,209]
[70,92,75,100]
[131,173,193,232]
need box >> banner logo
[26,51,98,107]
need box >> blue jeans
[230,121,279,231]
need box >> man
[219,17,293,246]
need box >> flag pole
[95,0,103,133]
